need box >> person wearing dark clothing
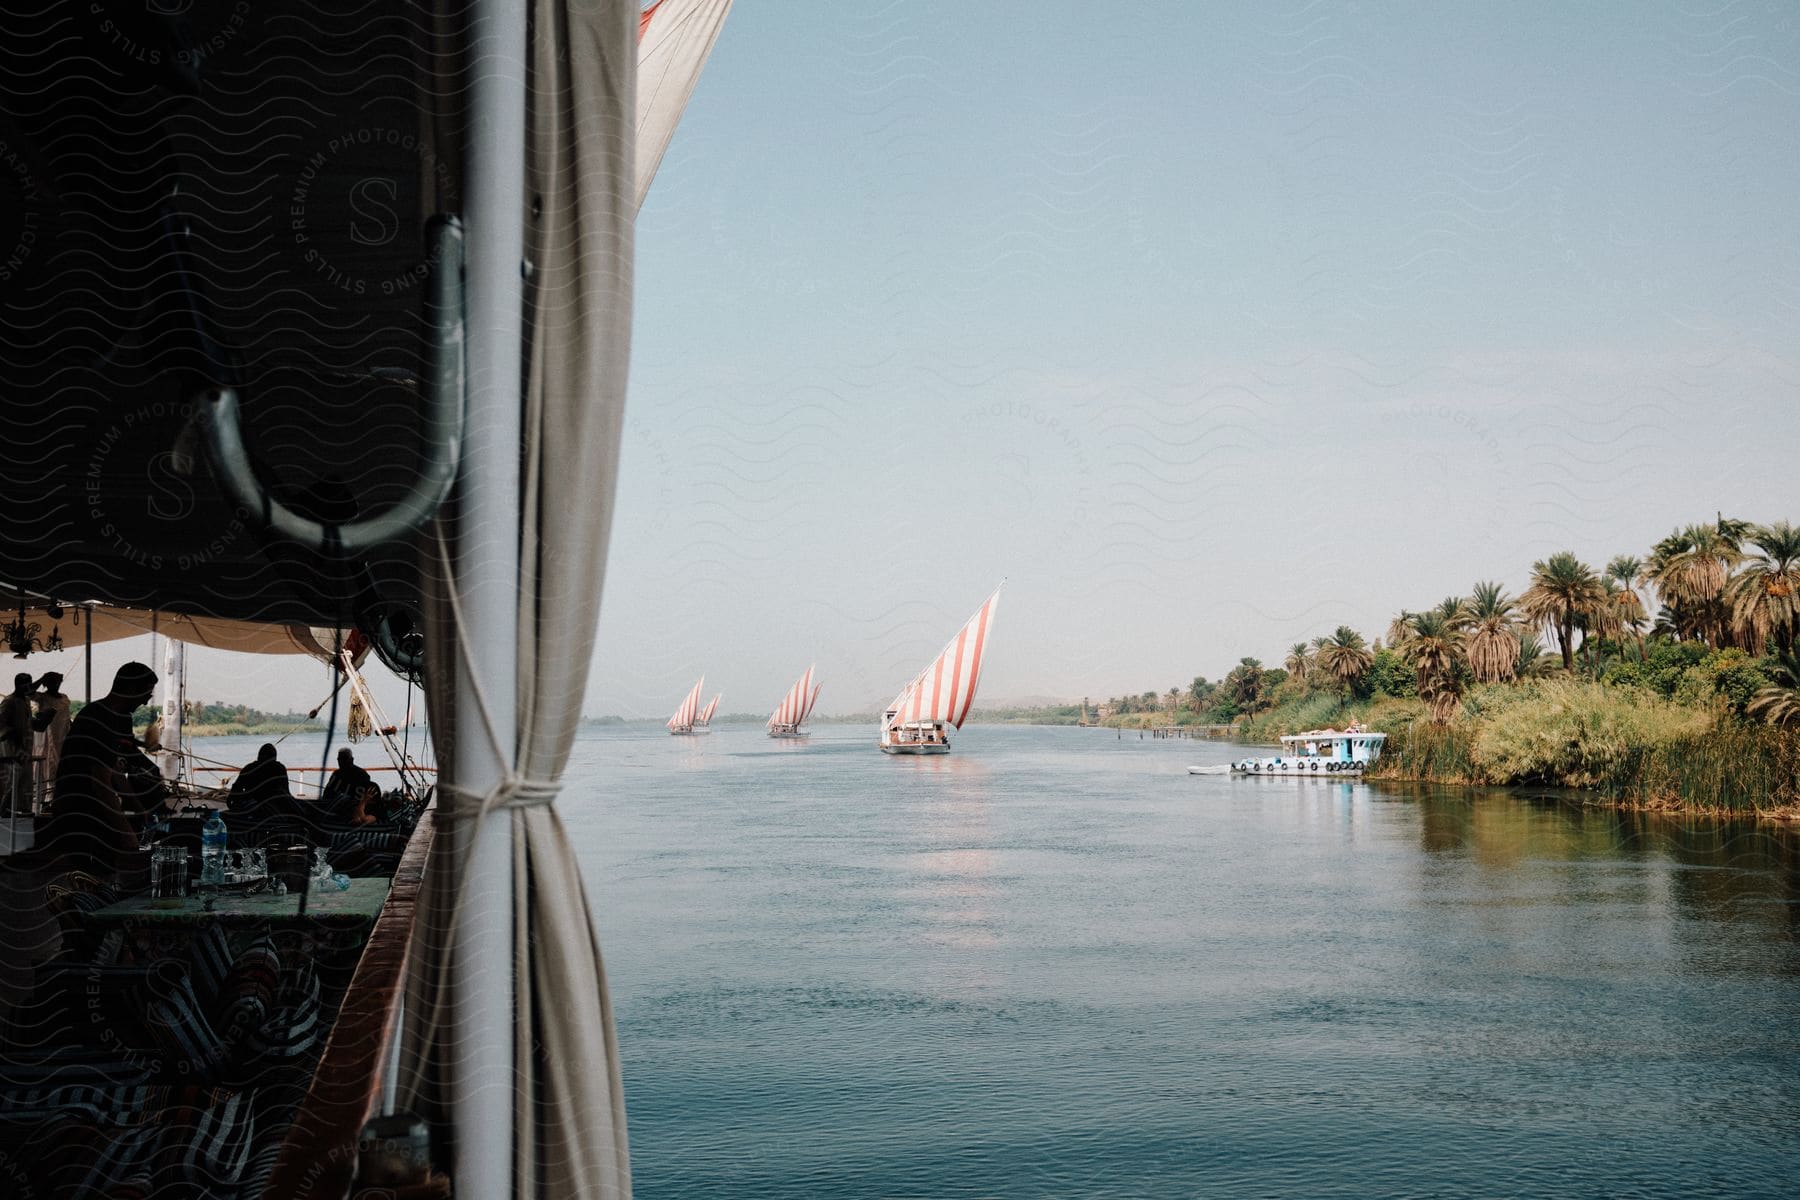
[0,673,34,815]
[321,748,377,826]
[40,662,161,879]
[228,743,297,820]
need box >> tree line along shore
[1100,517,1800,818]
[110,701,324,739]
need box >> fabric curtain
[397,2,637,1198]
[513,0,637,1194]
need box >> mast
[156,636,186,784]
[449,0,525,1188]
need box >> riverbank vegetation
[1103,516,1800,815]
[102,700,324,738]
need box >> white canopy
[7,596,358,662]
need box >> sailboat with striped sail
[767,665,820,737]
[880,584,1002,755]
[667,676,705,735]
[695,692,721,731]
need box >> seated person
[227,743,298,821]
[321,748,378,826]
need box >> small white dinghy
[1186,764,1231,775]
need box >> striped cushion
[237,1127,289,1200]
[30,1114,158,1200]
[0,1050,156,1094]
[0,1081,162,1125]
[240,963,323,1071]
[187,920,237,1009]
[140,966,229,1081]
[210,936,281,1046]
[328,827,407,851]
[152,1088,256,1194]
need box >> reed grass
[1366,676,1800,816]
[1620,721,1800,815]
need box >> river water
[206,724,1800,1197]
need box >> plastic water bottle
[200,811,229,886]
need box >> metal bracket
[201,215,466,553]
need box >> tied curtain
[400,1,637,1197]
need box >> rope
[397,527,571,1109]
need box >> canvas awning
[4,596,357,662]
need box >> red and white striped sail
[803,682,822,723]
[768,665,815,729]
[888,585,1003,731]
[667,675,705,730]
[697,694,720,726]
[636,0,735,210]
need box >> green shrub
[1238,689,1346,742]
[1468,678,1710,788]
[1365,648,1417,698]
[1604,639,1709,696]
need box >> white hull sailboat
[667,676,706,735]
[879,585,1002,755]
[768,665,820,737]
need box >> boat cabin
[1277,729,1386,765]
[885,717,950,746]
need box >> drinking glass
[151,847,189,898]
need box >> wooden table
[82,876,391,930]
[79,877,393,998]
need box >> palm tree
[1187,676,1213,714]
[1581,577,1630,675]
[1730,520,1800,654]
[1399,610,1466,723]
[1604,555,1648,661]
[1520,552,1603,672]
[1225,657,1266,712]
[1386,611,1414,650]
[1284,643,1312,682]
[1434,596,1472,629]
[1464,581,1520,683]
[1166,686,1182,717]
[1515,631,1553,677]
[1747,651,1800,727]
[1640,522,1744,648]
[1315,626,1373,695]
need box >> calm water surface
[221,723,1800,1197]
[559,724,1800,1198]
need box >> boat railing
[261,807,436,1199]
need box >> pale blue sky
[594,0,1800,717]
[55,2,1799,719]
